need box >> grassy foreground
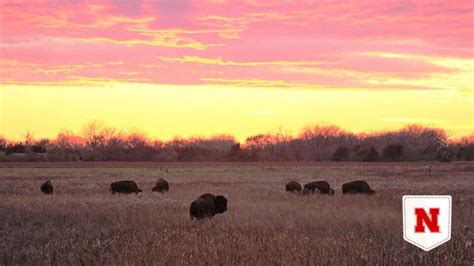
[0,162,473,265]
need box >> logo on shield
[403,195,452,251]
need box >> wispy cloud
[0,0,472,92]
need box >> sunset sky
[1,0,473,141]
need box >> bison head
[214,195,227,214]
[303,187,311,195]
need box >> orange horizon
[1,119,472,145]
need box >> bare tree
[24,131,35,153]
[81,121,116,160]
[299,125,355,161]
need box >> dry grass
[0,162,473,265]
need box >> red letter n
[415,208,440,233]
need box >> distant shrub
[32,145,47,153]
[382,144,404,161]
[456,144,474,161]
[436,147,454,162]
[5,144,26,155]
[332,146,350,161]
[0,138,6,152]
[362,147,380,162]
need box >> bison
[285,181,302,193]
[152,178,169,193]
[190,193,228,220]
[303,181,334,195]
[110,180,143,195]
[40,180,54,195]
[342,180,375,195]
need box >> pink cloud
[0,0,472,89]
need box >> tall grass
[0,162,473,265]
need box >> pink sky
[1,0,472,88]
[0,0,472,140]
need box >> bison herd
[40,178,375,220]
[286,180,375,195]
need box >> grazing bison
[190,193,228,220]
[40,180,54,195]
[342,180,375,195]
[110,180,143,195]
[285,181,302,193]
[303,181,334,195]
[152,178,169,193]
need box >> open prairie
[0,162,473,265]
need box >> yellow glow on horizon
[1,82,473,142]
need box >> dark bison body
[342,180,375,195]
[152,178,169,193]
[40,180,54,195]
[110,180,143,194]
[303,181,334,195]
[285,181,302,193]
[190,193,228,220]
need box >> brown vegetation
[0,162,473,264]
[1,122,473,162]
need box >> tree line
[0,122,473,162]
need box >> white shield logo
[403,195,452,251]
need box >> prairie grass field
[0,162,473,265]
